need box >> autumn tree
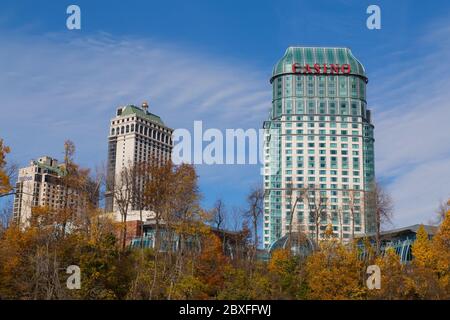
[412,225,434,268]
[193,233,229,298]
[0,202,125,300]
[0,139,15,228]
[211,198,227,251]
[0,139,12,196]
[369,248,408,299]
[168,164,208,299]
[106,162,134,249]
[435,199,450,224]
[53,140,100,238]
[404,225,445,299]
[346,190,360,240]
[333,205,344,241]
[0,141,118,299]
[170,274,208,300]
[141,160,181,299]
[304,185,329,244]
[125,161,210,300]
[305,241,366,300]
[285,186,306,251]
[218,264,272,300]
[366,181,393,255]
[244,185,264,262]
[143,159,174,251]
[127,161,153,249]
[268,248,307,299]
[427,212,450,297]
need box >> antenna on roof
[142,101,149,113]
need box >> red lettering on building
[314,63,321,74]
[341,64,351,74]
[304,64,312,73]
[292,63,301,73]
[290,63,352,75]
[330,64,340,74]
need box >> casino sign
[291,63,351,75]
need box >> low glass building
[356,224,438,263]
[263,47,375,249]
[129,219,250,260]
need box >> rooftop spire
[141,101,149,113]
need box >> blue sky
[1,0,450,228]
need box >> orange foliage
[0,139,11,194]
[195,233,229,297]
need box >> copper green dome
[271,47,367,83]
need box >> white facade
[105,102,173,221]
[263,47,375,249]
[13,156,83,226]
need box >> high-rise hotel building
[263,47,375,248]
[13,156,87,226]
[105,102,173,221]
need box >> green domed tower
[263,47,375,249]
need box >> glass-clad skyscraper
[263,47,375,249]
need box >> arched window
[126,125,129,133]
[131,124,135,132]
[121,126,124,134]
[111,128,115,135]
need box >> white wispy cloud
[0,31,270,211]
[371,20,450,226]
[1,20,450,227]
[0,33,269,156]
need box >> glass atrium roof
[268,232,316,257]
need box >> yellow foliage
[412,225,434,268]
[0,139,11,194]
[372,248,407,299]
[306,242,366,300]
[195,233,229,297]
[431,211,450,294]
[268,249,291,274]
[324,223,334,239]
[171,275,208,300]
